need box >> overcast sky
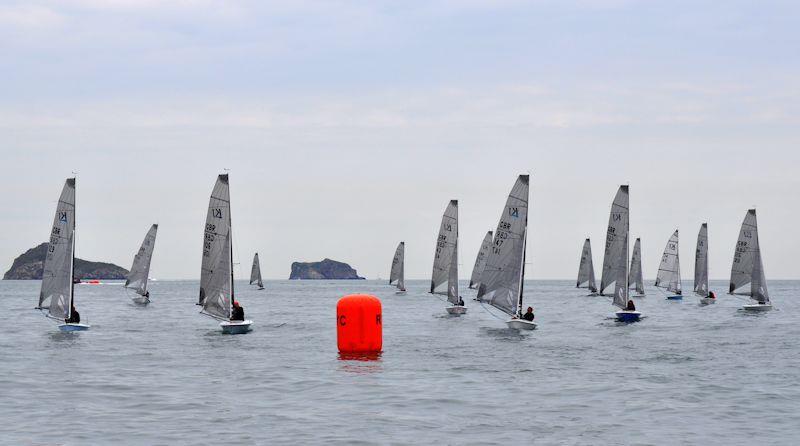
[1,0,798,280]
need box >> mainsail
[469,231,493,289]
[576,238,597,292]
[38,178,76,321]
[125,224,158,296]
[250,252,263,288]
[655,230,681,294]
[477,175,529,317]
[729,209,769,303]
[600,185,629,301]
[389,242,405,291]
[430,200,459,304]
[694,223,709,296]
[199,174,233,320]
[628,238,645,295]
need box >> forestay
[600,185,629,299]
[576,238,597,292]
[389,242,405,291]
[477,175,529,316]
[38,178,76,321]
[250,252,263,288]
[199,174,233,320]
[694,223,708,296]
[469,231,493,289]
[125,224,158,296]
[730,209,769,302]
[655,230,681,294]
[430,200,459,303]
[629,238,645,295]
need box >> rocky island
[3,242,129,280]
[289,258,365,280]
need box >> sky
[1,0,798,280]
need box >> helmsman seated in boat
[625,300,636,311]
[457,296,464,306]
[231,301,244,321]
[522,307,534,321]
[66,304,80,324]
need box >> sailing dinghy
[389,242,406,294]
[250,252,264,290]
[431,200,464,315]
[198,174,252,334]
[477,175,535,330]
[694,223,714,305]
[576,238,598,295]
[655,230,682,300]
[125,224,158,305]
[36,178,89,331]
[469,231,493,290]
[730,209,772,311]
[599,185,639,322]
[629,238,645,297]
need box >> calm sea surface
[0,279,797,445]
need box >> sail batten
[599,185,630,310]
[576,238,597,292]
[389,242,405,291]
[250,252,263,288]
[125,224,158,296]
[430,200,459,304]
[694,224,709,296]
[730,209,769,302]
[199,174,233,320]
[628,238,645,295]
[38,178,76,321]
[477,175,530,317]
[469,231,493,289]
[655,230,681,294]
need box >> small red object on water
[336,294,382,354]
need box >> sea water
[1,280,798,445]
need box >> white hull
[699,297,716,305]
[395,290,407,295]
[446,305,467,315]
[742,303,772,312]
[220,319,252,334]
[506,318,536,330]
[58,323,90,332]
[131,296,150,305]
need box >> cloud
[0,4,64,29]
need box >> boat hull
[699,297,716,305]
[131,296,150,305]
[742,303,772,312]
[221,320,252,334]
[615,310,641,322]
[58,323,90,332]
[506,319,536,330]
[666,295,683,300]
[446,305,467,315]
[395,290,407,295]
[631,294,646,298]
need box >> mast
[517,219,528,317]
[69,178,76,319]
[229,188,234,321]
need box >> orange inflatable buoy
[337,294,382,354]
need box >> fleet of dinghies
[31,173,778,335]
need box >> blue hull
[58,324,90,332]
[615,311,641,322]
[666,295,683,300]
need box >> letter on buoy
[336,294,382,354]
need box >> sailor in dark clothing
[231,300,244,321]
[457,296,464,306]
[66,304,80,324]
[625,300,636,311]
[522,306,534,321]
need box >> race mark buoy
[337,294,382,354]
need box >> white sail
[576,238,597,292]
[38,178,76,321]
[655,230,681,294]
[628,238,645,295]
[430,200,459,304]
[199,174,233,320]
[600,185,630,302]
[694,223,709,296]
[469,231,493,289]
[477,175,529,317]
[730,209,769,302]
[250,252,263,288]
[389,242,405,291]
[125,224,158,296]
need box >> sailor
[66,304,80,324]
[522,306,534,321]
[144,291,150,299]
[625,300,636,311]
[231,300,244,321]
[457,296,465,306]
[708,291,716,299]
